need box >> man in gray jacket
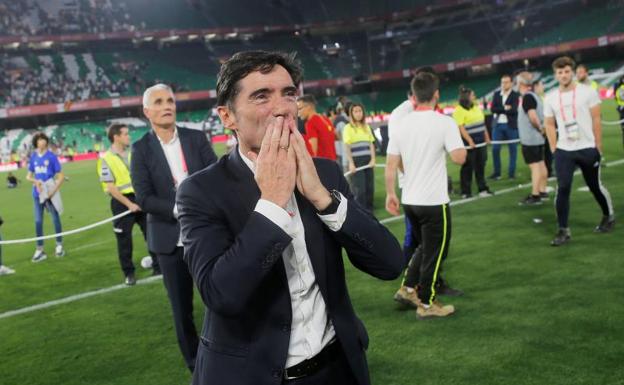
[517,72,548,205]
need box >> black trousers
[110,194,159,276]
[554,148,613,229]
[349,155,375,212]
[158,247,199,372]
[402,204,452,305]
[619,106,624,147]
[460,146,489,195]
[544,137,554,177]
[282,342,358,385]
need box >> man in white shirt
[544,56,615,246]
[176,51,402,385]
[385,71,467,318]
[131,83,217,373]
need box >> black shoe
[488,174,501,180]
[594,215,615,233]
[551,228,571,246]
[539,192,549,200]
[436,283,464,297]
[125,274,136,286]
[152,268,162,276]
[519,195,542,206]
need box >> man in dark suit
[176,51,403,385]
[490,74,520,179]
[131,83,217,373]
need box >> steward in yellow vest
[97,123,159,285]
[615,76,624,147]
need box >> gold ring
[279,145,289,150]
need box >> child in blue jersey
[25,132,65,262]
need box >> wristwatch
[317,189,341,215]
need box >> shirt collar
[238,146,256,175]
[155,127,178,145]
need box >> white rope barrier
[0,210,132,245]
[343,164,375,177]
[601,118,624,125]
[467,139,521,149]
[0,165,377,245]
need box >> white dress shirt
[498,90,511,124]
[157,128,188,245]
[157,128,189,188]
[239,148,348,368]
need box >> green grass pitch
[1,101,623,384]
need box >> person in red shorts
[297,95,337,160]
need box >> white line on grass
[0,275,162,320]
[2,157,623,321]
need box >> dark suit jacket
[131,126,217,254]
[176,149,403,385]
[491,89,520,129]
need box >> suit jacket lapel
[178,128,197,173]
[225,148,261,218]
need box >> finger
[278,118,290,151]
[260,118,275,154]
[247,151,258,164]
[269,116,284,154]
[291,131,307,161]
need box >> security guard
[97,123,159,285]
[576,64,599,91]
[615,75,624,147]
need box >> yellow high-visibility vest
[616,84,624,107]
[97,150,134,194]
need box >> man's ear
[142,107,150,120]
[217,106,236,131]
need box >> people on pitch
[614,74,624,148]
[343,102,376,212]
[516,72,549,205]
[544,56,615,246]
[331,103,350,171]
[0,215,16,276]
[131,83,218,372]
[575,64,599,91]
[490,74,520,180]
[385,71,467,318]
[26,132,65,262]
[453,86,493,198]
[97,123,160,286]
[533,80,554,177]
[388,94,417,266]
[6,172,19,188]
[177,50,403,385]
[297,94,338,160]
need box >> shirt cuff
[255,199,295,237]
[317,193,348,232]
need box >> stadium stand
[2,0,623,111]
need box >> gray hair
[516,72,533,86]
[142,83,175,108]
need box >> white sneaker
[32,249,47,263]
[0,265,15,275]
[55,244,66,258]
